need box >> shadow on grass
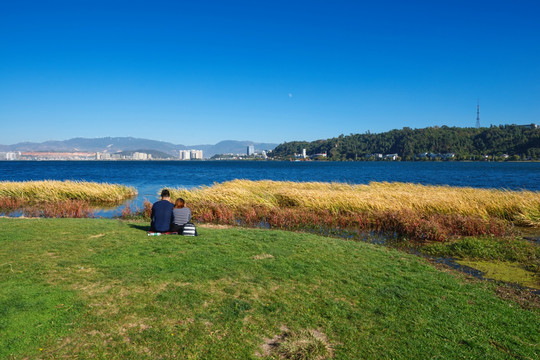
[128,223,152,232]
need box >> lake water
[1,161,539,215]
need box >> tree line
[271,125,540,161]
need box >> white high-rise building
[179,150,191,160]
[190,150,203,160]
[132,152,149,160]
[180,149,203,160]
[247,145,255,156]
[6,152,19,160]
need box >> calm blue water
[1,161,539,215]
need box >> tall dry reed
[170,180,540,225]
[0,180,137,205]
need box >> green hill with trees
[272,125,540,161]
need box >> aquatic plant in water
[169,180,538,224]
[0,180,136,218]
[0,180,137,204]
[161,180,539,241]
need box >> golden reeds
[0,180,137,205]
[170,180,540,225]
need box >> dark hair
[161,189,170,198]
[174,198,185,208]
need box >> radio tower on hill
[476,100,480,128]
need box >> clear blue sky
[1,0,539,145]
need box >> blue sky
[1,0,539,145]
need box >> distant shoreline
[1,159,539,163]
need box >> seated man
[150,189,174,232]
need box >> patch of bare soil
[256,325,334,359]
[198,223,234,229]
[495,285,540,311]
[89,233,106,238]
[253,253,274,260]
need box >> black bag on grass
[182,222,197,236]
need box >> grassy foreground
[1,218,538,359]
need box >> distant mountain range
[0,137,278,158]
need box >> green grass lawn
[0,218,538,359]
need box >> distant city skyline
[1,0,539,145]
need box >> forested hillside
[272,125,540,160]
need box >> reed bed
[170,180,540,225]
[0,199,94,218]
[0,180,137,205]
[161,180,540,241]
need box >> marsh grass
[164,180,540,241]
[421,236,540,266]
[0,218,538,359]
[170,180,540,225]
[420,236,540,289]
[0,180,137,205]
[117,200,153,221]
[0,181,137,217]
[456,260,540,290]
[18,199,94,218]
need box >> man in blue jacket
[150,189,174,232]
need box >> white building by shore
[179,149,203,160]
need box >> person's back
[150,189,174,232]
[170,197,192,233]
[173,207,191,226]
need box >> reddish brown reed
[8,200,94,218]
[143,200,153,218]
[182,202,509,242]
[121,205,132,218]
[114,198,509,242]
[0,197,24,209]
[1,197,94,218]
